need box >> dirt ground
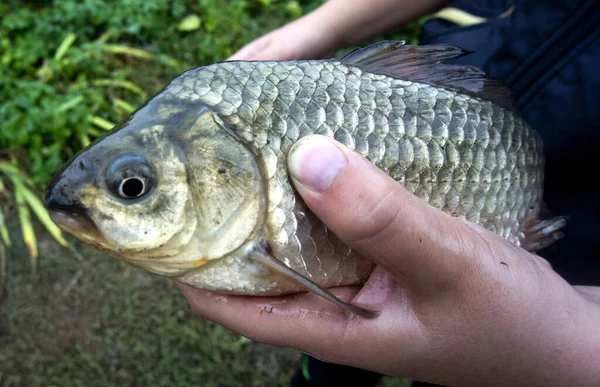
[0,216,409,387]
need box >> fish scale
[163,57,544,285]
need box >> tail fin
[522,209,567,252]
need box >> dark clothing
[419,0,600,286]
[294,1,600,386]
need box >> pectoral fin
[247,245,379,319]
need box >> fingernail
[288,135,347,192]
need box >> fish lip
[49,210,102,240]
[45,166,95,228]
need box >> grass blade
[88,115,115,131]
[92,79,146,98]
[17,182,68,247]
[96,28,118,44]
[103,44,154,60]
[0,162,36,187]
[0,241,5,299]
[0,176,10,247]
[54,32,78,61]
[0,161,22,177]
[87,127,102,136]
[114,98,136,114]
[14,186,37,274]
[80,132,91,147]
[57,95,85,113]
[0,204,11,247]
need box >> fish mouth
[49,210,101,239]
[49,209,114,257]
[45,167,103,241]
[45,190,102,242]
[48,210,109,250]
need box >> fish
[44,41,566,318]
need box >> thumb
[287,135,501,289]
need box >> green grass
[0,0,423,385]
[0,0,316,185]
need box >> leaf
[178,14,202,31]
[92,79,146,98]
[114,98,136,114]
[88,115,115,130]
[238,335,252,344]
[284,1,302,18]
[36,62,54,82]
[57,95,85,113]
[103,44,154,60]
[96,28,118,44]
[87,127,102,136]
[0,241,5,299]
[0,176,8,198]
[0,161,23,177]
[17,181,68,247]
[14,185,37,274]
[0,162,35,187]
[80,132,91,147]
[0,201,11,247]
[155,53,181,70]
[54,32,78,61]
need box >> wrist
[569,293,600,385]
[492,287,600,386]
[429,280,600,386]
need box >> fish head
[45,93,267,278]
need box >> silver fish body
[45,41,564,315]
[163,56,545,291]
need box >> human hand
[177,135,600,386]
[226,12,339,61]
[226,0,450,62]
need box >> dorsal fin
[333,40,514,111]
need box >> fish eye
[106,154,156,201]
[119,177,145,198]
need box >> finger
[175,280,369,360]
[175,266,416,369]
[286,135,511,288]
[226,37,272,61]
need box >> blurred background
[0,1,422,385]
